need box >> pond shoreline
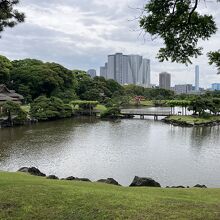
[163,115,220,127]
[15,167,209,188]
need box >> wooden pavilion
[0,84,24,105]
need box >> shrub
[100,107,121,119]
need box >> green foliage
[70,100,99,110]
[145,88,175,100]
[1,101,20,114]
[166,100,191,107]
[208,50,220,74]
[9,59,77,102]
[0,0,25,37]
[124,85,175,100]
[153,100,167,107]
[140,0,218,66]
[101,107,121,118]
[51,88,78,104]
[30,96,73,121]
[111,95,131,107]
[1,101,27,124]
[75,73,123,102]
[188,97,220,116]
[167,115,220,125]
[14,109,28,124]
[124,84,145,96]
[0,55,12,84]
[95,104,107,113]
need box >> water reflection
[0,117,220,187]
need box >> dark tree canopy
[208,50,220,74]
[0,0,25,37]
[0,55,12,83]
[140,0,220,72]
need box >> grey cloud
[1,0,219,87]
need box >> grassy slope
[0,172,220,220]
[168,115,220,125]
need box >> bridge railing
[120,109,172,116]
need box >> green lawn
[95,104,107,113]
[168,115,220,125]
[0,172,219,220]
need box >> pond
[0,116,220,187]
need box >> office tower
[107,54,116,80]
[174,84,193,94]
[100,53,151,87]
[140,58,151,87]
[106,53,128,84]
[100,63,108,78]
[195,65,200,91]
[128,55,143,84]
[212,83,220,91]
[87,69,96,78]
[122,55,129,84]
[159,72,171,90]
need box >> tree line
[1,54,220,122]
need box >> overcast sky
[0,0,220,88]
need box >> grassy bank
[0,172,220,220]
[165,115,220,126]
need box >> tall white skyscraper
[128,55,143,84]
[195,65,200,91]
[100,53,151,87]
[139,58,151,87]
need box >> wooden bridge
[120,109,173,120]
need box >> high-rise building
[140,58,151,87]
[128,55,143,84]
[106,53,129,84]
[159,72,171,90]
[212,83,220,91]
[100,53,151,87]
[100,63,108,78]
[195,65,200,91]
[174,84,193,94]
[87,69,96,78]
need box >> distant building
[174,84,193,94]
[159,72,171,90]
[195,65,200,91]
[87,69,96,78]
[212,83,220,91]
[100,53,151,87]
[100,63,108,78]
[0,84,24,105]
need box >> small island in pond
[163,115,220,127]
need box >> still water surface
[0,117,220,187]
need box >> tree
[101,107,121,119]
[10,59,77,101]
[30,96,73,121]
[1,101,27,124]
[140,0,220,72]
[0,55,12,84]
[0,0,25,37]
[208,50,220,74]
